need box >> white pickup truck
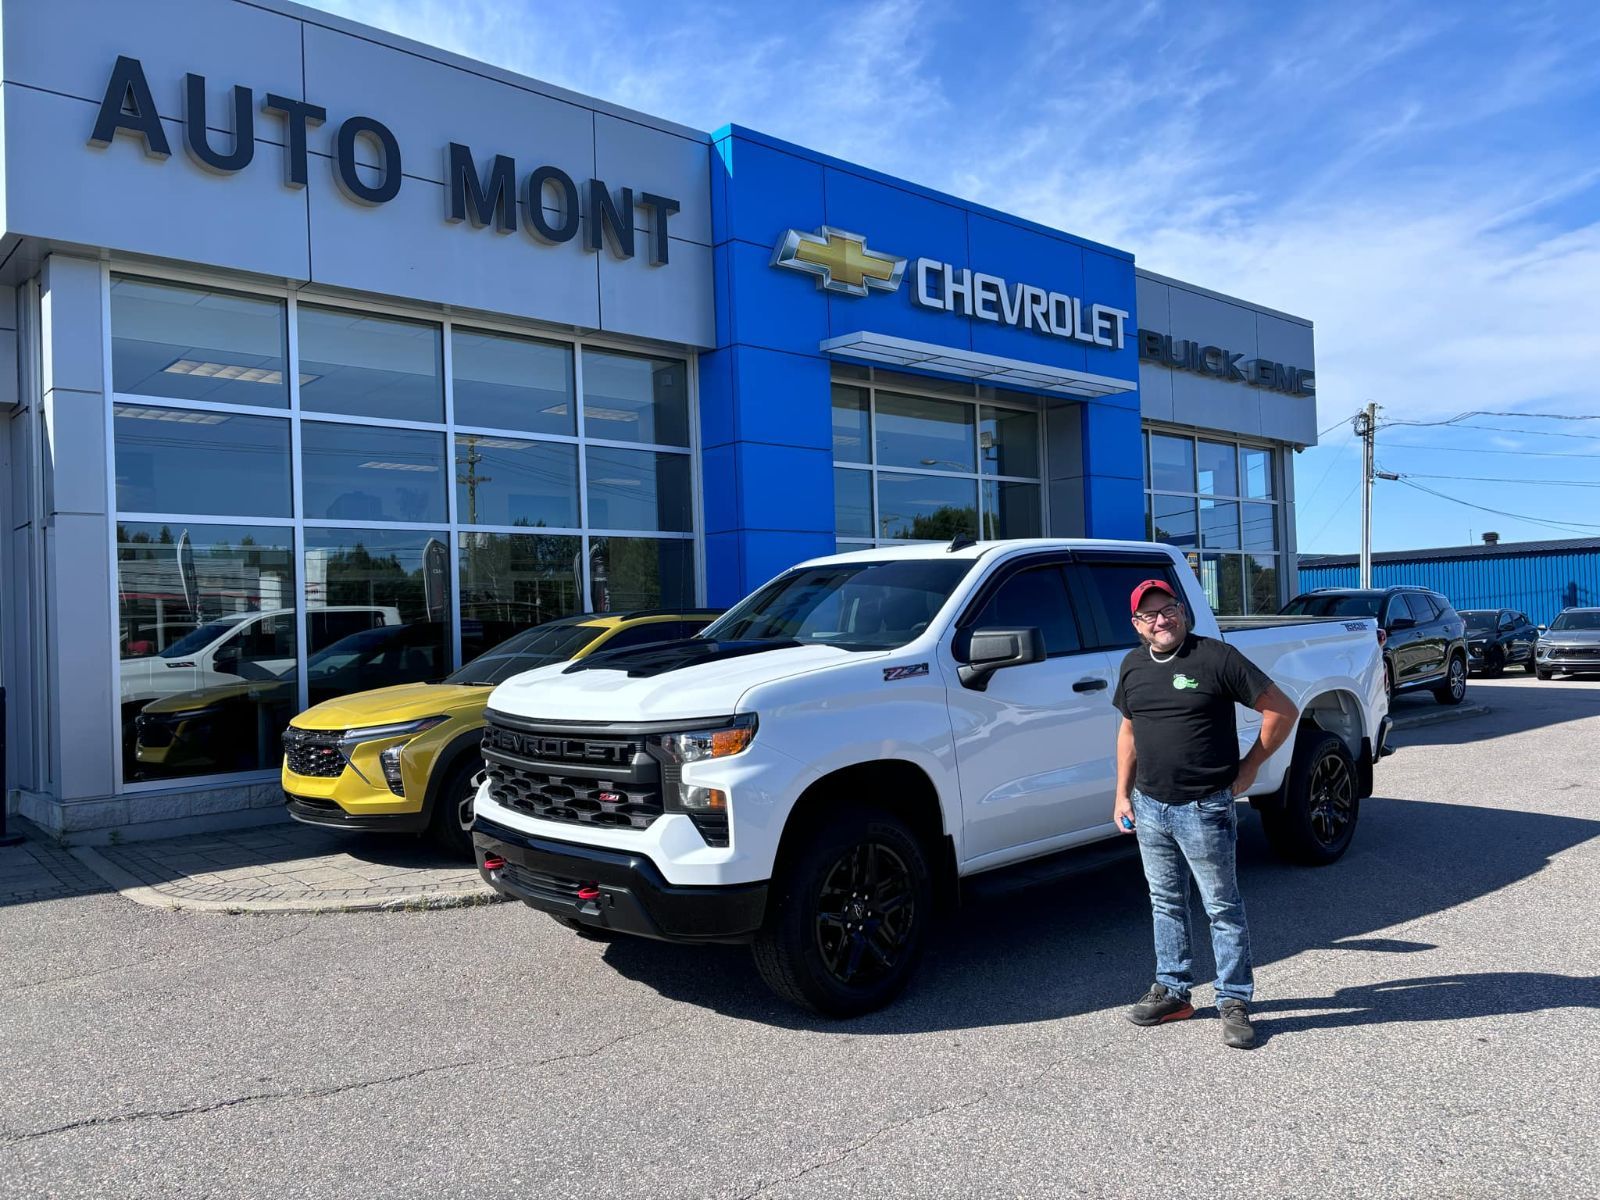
[473,539,1391,1016]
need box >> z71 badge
[883,663,930,682]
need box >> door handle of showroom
[1073,678,1108,692]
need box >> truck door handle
[1073,678,1108,693]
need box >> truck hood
[486,640,887,723]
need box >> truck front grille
[282,728,345,778]
[481,718,662,831]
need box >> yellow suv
[281,610,721,856]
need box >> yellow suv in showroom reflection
[281,610,721,857]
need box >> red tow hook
[576,883,601,901]
[481,855,505,872]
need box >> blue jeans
[1132,787,1254,1004]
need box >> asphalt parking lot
[3,674,1598,1199]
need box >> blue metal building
[1297,537,1600,628]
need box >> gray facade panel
[593,113,713,248]
[598,239,715,348]
[1168,370,1264,440]
[1137,359,1174,425]
[1134,272,1172,335]
[0,4,715,349]
[304,162,603,330]
[1136,270,1317,447]
[4,87,313,280]
[0,0,303,118]
[301,23,597,190]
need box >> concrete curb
[67,845,507,915]
[1391,702,1490,732]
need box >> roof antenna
[947,533,978,553]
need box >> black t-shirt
[1112,634,1274,804]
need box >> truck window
[1066,560,1185,651]
[703,560,972,651]
[970,566,1081,656]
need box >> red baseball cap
[1129,579,1177,614]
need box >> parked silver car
[1534,608,1600,679]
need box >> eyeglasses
[1132,604,1183,626]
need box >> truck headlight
[650,714,757,764]
[341,716,448,796]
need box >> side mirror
[954,626,1046,691]
[1538,625,1548,634]
[1387,616,1416,631]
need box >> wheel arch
[420,726,488,820]
[773,759,959,910]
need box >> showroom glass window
[830,371,1043,552]
[1143,430,1281,616]
[109,274,697,789]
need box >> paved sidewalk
[4,821,503,913]
[0,836,113,906]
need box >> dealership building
[0,0,1319,838]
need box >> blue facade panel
[1298,551,1600,629]
[701,124,1143,603]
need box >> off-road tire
[1260,728,1360,866]
[752,807,933,1018]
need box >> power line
[1318,410,1363,438]
[1300,425,1359,510]
[1381,442,1600,459]
[1386,476,1600,535]
[1391,471,1600,487]
[1381,409,1600,427]
[1305,479,1361,547]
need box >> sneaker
[1126,983,1195,1026]
[1218,999,1257,1049]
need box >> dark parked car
[1458,609,1539,676]
[1535,608,1600,680]
[1281,586,1468,706]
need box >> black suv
[1281,586,1468,706]
[1458,609,1539,676]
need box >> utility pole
[1354,402,1379,588]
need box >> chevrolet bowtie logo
[770,227,907,297]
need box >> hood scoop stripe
[562,639,803,678]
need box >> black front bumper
[284,792,429,834]
[473,816,767,944]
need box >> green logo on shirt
[1172,673,1200,690]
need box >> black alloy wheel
[1306,749,1356,848]
[753,807,933,1017]
[813,841,918,990]
[1260,728,1360,866]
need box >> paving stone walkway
[2,820,502,913]
[0,836,113,906]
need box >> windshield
[156,617,250,659]
[702,559,973,651]
[445,622,602,685]
[1460,612,1497,633]
[1281,593,1382,619]
[1549,611,1600,632]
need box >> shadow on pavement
[595,795,1600,1034]
[1250,971,1600,1043]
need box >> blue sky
[308,0,1600,555]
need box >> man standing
[1112,579,1297,1049]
